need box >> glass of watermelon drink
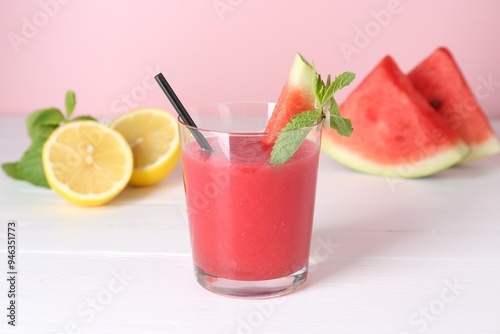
[179,102,322,298]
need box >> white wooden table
[1,116,499,334]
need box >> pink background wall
[1,0,500,119]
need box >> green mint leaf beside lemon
[270,61,356,165]
[2,90,97,188]
[27,108,65,140]
[4,141,49,188]
[69,115,97,122]
[65,90,76,118]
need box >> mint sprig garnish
[270,110,323,165]
[270,63,356,165]
[2,91,97,188]
[312,68,355,134]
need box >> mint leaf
[313,70,355,136]
[2,90,96,188]
[322,72,356,105]
[283,110,322,130]
[16,140,50,188]
[331,72,356,94]
[312,66,322,105]
[329,98,353,136]
[26,108,64,140]
[5,108,61,187]
[2,162,22,180]
[323,85,335,106]
[270,129,310,165]
[3,141,50,188]
[65,90,76,119]
[270,110,322,165]
[69,115,97,122]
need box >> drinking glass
[179,102,321,298]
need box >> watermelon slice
[408,47,500,162]
[321,56,470,178]
[262,53,316,145]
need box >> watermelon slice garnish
[321,56,470,178]
[408,47,500,162]
[261,53,316,146]
[263,53,355,166]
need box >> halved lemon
[109,108,180,186]
[42,121,133,206]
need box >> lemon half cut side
[109,108,181,186]
[42,121,134,206]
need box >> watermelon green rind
[262,53,316,146]
[322,134,469,178]
[461,136,500,163]
[287,53,314,87]
[408,47,500,162]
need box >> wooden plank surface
[1,117,499,333]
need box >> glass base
[194,263,308,299]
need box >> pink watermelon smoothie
[182,136,320,281]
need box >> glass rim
[179,101,322,136]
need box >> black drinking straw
[154,73,212,151]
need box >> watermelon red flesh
[408,47,500,162]
[262,53,316,146]
[321,56,469,178]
